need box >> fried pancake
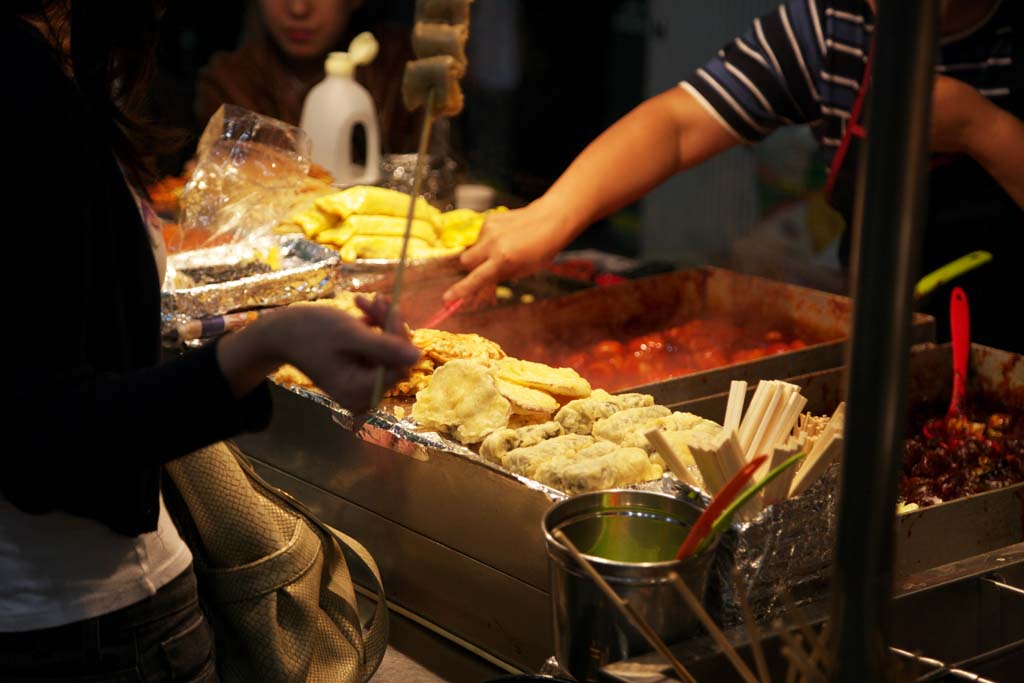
[412,328,505,364]
[495,358,591,399]
[495,378,558,416]
[411,359,510,443]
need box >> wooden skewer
[789,402,846,497]
[775,624,825,683]
[733,573,771,683]
[669,571,758,683]
[724,380,748,432]
[645,429,700,489]
[552,530,699,683]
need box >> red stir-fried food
[901,403,1024,507]
[542,318,810,391]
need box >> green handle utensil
[914,250,992,300]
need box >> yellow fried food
[384,356,436,398]
[411,359,510,443]
[286,205,338,238]
[438,206,507,248]
[495,358,591,399]
[495,378,558,417]
[500,434,595,479]
[385,370,433,398]
[342,214,439,244]
[438,208,484,248]
[339,235,430,262]
[555,389,655,435]
[315,185,441,227]
[591,405,672,444]
[411,328,505,364]
[315,224,357,247]
[544,447,662,495]
[271,364,315,388]
[479,420,564,465]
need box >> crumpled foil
[666,464,841,626]
[161,235,341,333]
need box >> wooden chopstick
[645,429,701,489]
[669,571,759,683]
[552,530,698,683]
[725,380,748,432]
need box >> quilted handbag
[164,441,387,682]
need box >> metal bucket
[543,490,716,682]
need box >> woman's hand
[217,296,420,413]
[443,199,575,302]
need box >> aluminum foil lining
[276,383,667,500]
[161,235,341,331]
[666,464,841,627]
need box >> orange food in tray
[538,318,809,391]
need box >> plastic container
[300,32,381,186]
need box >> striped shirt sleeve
[682,0,826,143]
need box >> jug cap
[325,32,379,77]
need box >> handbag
[163,441,388,683]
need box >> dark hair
[11,0,181,189]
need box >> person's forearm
[967,105,1024,208]
[216,313,285,399]
[537,87,739,241]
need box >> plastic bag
[176,105,331,251]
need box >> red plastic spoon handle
[948,286,970,416]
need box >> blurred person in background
[447,0,1023,351]
[0,2,419,680]
[195,0,419,154]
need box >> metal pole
[829,1,939,681]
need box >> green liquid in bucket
[561,512,691,563]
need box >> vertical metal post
[829,1,939,681]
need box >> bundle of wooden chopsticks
[688,380,845,511]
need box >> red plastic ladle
[947,287,970,418]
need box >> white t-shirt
[0,494,193,631]
[0,174,191,632]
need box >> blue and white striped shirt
[683,0,1017,168]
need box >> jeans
[0,565,217,682]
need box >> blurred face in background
[260,0,352,61]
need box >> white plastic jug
[300,32,381,186]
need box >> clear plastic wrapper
[177,105,330,250]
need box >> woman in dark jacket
[0,2,419,679]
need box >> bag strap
[222,442,389,681]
